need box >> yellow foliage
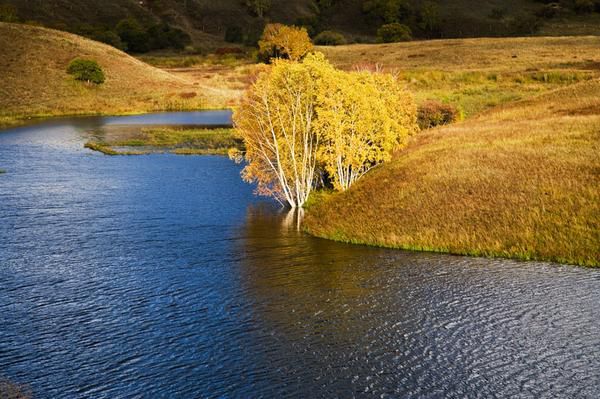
[234,52,418,206]
[233,57,320,207]
[312,58,417,190]
[258,23,314,62]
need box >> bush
[417,100,459,129]
[377,23,412,43]
[314,30,347,45]
[67,59,105,84]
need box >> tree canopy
[233,52,417,207]
[258,23,314,62]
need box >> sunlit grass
[305,80,600,267]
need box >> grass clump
[84,141,121,155]
[304,80,600,267]
[118,127,242,151]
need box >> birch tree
[314,69,417,191]
[233,55,328,208]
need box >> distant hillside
[2,0,599,49]
[0,22,207,123]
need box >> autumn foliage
[233,52,417,207]
[258,23,314,62]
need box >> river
[1,112,599,398]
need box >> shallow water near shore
[1,112,599,398]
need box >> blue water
[1,112,599,398]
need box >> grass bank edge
[302,214,599,268]
[84,127,242,156]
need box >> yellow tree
[258,23,314,62]
[314,64,417,191]
[233,55,326,208]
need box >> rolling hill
[2,0,599,48]
[0,22,217,125]
[304,78,600,266]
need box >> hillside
[0,22,221,126]
[304,79,600,266]
[2,0,600,47]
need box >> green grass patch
[85,128,243,156]
[118,127,243,151]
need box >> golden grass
[0,22,230,127]
[85,127,241,155]
[318,36,600,116]
[304,79,600,267]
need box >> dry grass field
[0,23,230,127]
[319,36,600,115]
[305,79,600,266]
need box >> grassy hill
[0,22,219,126]
[304,79,600,267]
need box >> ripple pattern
[1,115,599,398]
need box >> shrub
[258,23,314,62]
[377,23,412,43]
[417,100,459,129]
[314,30,347,45]
[225,26,244,43]
[67,59,105,84]
[214,47,245,55]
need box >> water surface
[1,112,599,398]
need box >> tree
[362,0,412,24]
[246,0,271,18]
[234,53,418,203]
[314,66,417,191]
[233,55,322,207]
[258,23,314,62]
[67,59,105,84]
[419,2,441,37]
[377,22,412,42]
[93,30,127,51]
[0,4,18,22]
[116,18,149,53]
